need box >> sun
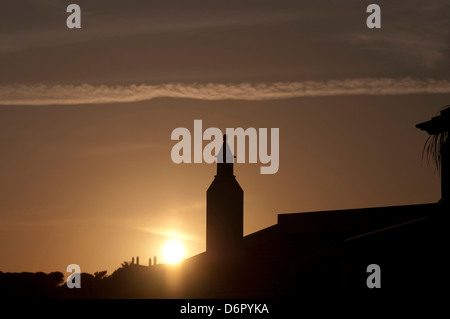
[162,240,185,264]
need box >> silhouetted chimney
[206,134,243,257]
[417,107,450,203]
[136,256,139,265]
[149,258,152,267]
[153,256,157,265]
[131,257,135,265]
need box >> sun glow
[162,240,185,264]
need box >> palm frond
[422,131,449,171]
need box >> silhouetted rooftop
[416,106,450,134]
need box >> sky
[0,0,449,275]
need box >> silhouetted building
[179,113,445,298]
[11,111,443,300]
[206,135,243,257]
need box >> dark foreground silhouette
[1,109,447,300]
[0,201,445,299]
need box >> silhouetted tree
[422,106,450,171]
[0,271,64,298]
[94,270,107,280]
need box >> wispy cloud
[351,2,450,68]
[131,227,200,243]
[1,78,450,105]
[79,143,165,157]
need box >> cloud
[352,27,449,69]
[131,227,200,243]
[1,78,450,105]
[350,2,450,69]
[78,143,165,157]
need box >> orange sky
[0,0,449,275]
[0,96,446,274]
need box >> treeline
[0,262,171,299]
[0,271,64,298]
